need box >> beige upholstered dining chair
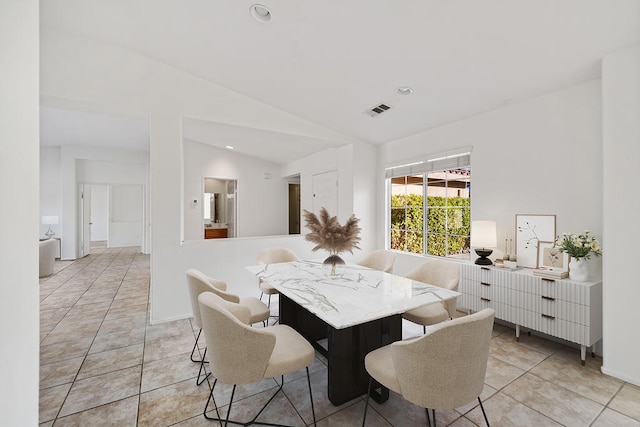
[356,249,396,273]
[402,260,460,333]
[198,291,317,426]
[185,269,270,385]
[256,246,298,307]
[363,308,495,427]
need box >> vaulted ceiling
[39,1,640,159]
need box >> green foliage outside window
[390,194,470,257]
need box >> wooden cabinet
[204,228,228,239]
[459,263,602,364]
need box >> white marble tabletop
[246,260,460,329]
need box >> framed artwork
[515,214,556,268]
[537,240,568,270]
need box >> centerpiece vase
[323,254,345,276]
[569,258,588,281]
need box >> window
[387,150,471,259]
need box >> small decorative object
[303,208,361,276]
[515,214,556,268]
[42,216,59,239]
[537,241,568,270]
[554,230,602,281]
[471,220,497,265]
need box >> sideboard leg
[515,324,520,342]
[580,345,586,365]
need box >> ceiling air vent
[364,103,391,117]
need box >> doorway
[289,182,301,234]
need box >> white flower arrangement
[554,230,602,261]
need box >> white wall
[601,45,640,386]
[110,184,144,247]
[0,0,39,423]
[183,139,288,240]
[90,184,109,241]
[379,81,603,279]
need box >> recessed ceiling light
[225,145,234,150]
[397,86,414,95]
[250,4,272,22]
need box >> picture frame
[515,214,556,268]
[537,240,568,270]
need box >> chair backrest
[256,247,298,264]
[39,239,57,277]
[405,259,460,317]
[186,269,237,329]
[198,291,275,384]
[356,250,396,273]
[391,308,495,409]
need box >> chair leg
[202,378,222,423]
[423,325,427,334]
[268,294,272,308]
[306,367,316,426]
[362,376,372,426]
[190,328,203,362]
[425,408,436,427]
[196,347,211,386]
[478,396,490,426]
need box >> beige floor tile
[58,365,142,418]
[325,400,390,426]
[53,396,139,427]
[512,332,565,355]
[502,373,604,426]
[143,332,196,364]
[609,383,640,421]
[39,383,72,423]
[40,337,93,365]
[484,356,525,390]
[530,352,623,405]
[448,416,480,427]
[144,318,193,341]
[466,392,561,426]
[97,313,147,335]
[140,351,200,392]
[104,303,148,321]
[592,408,640,426]
[89,326,146,354]
[77,343,143,380]
[40,356,85,389]
[137,378,212,427]
[489,334,550,370]
[455,384,498,415]
[109,294,149,309]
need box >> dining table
[246,260,461,405]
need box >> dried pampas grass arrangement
[303,208,361,256]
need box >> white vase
[569,258,588,281]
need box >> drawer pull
[481,267,491,271]
[481,282,491,286]
[541,314,555,320]
[541,278,555,283]
[480,297,491,302]
[541,296,555,301]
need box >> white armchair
[39,239,57,278]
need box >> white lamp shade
[42,216,59,225]
[471,220,497,248]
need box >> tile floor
[38,246,640,426]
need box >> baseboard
[601,366,640,387]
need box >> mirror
[204,177,237,239]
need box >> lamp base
[45,227,55,239]
[474,248,493,265]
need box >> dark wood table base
[280,294,402,405]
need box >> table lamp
[471,220,497,265]
[42,216,58,239]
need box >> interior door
[80,184,92,257]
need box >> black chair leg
[306,367,316,426]
[478,396,490,426]
[190,328,203,362]
[426,408,431,427]
[196,347,211,386]
[203,378,222,422]
[362,376,372,427]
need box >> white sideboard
[458,263,602,364]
